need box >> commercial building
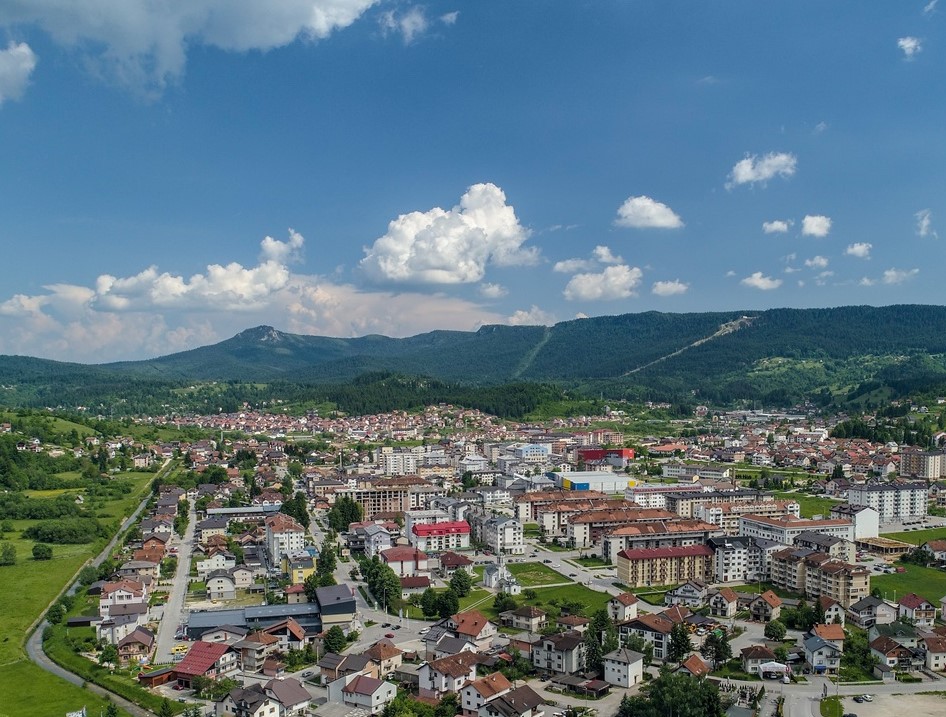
[738,514,854,544]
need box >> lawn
[870,563,946,603]
[736,582,805,600]
[529,584,611,616]
[820,696,842,717]
[572,556,611,568]
[771,491,842,519]
[0,660,124,717]
[523,523,541,538]
[880,526,946,545]
[506,562,569,586]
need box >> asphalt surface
[153,500,197,664]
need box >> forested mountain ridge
[2,304,946,412]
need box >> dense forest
[2,305,946,413]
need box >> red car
[385,632,395,638]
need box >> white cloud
[925,0,939,14]
[553,258,595,274]
[740,272,782,290]
[506,305,555,326]
[725,270,736,277]
[845,242,872,259]
[916,208,937,238]
[563,265,643,301]
[260,229,305,264]
[478,283,507,299]
[814,271,834,286]
[802,214,832,237]
[726,152,797,189]
[379,5,429,45]
[762,219,792,234]
[440,11,459,25]
[652,279,689,296]
[614,195,684,229]
[0,1,377,92]
[898,36,923,59]
[593,245,624,264]
[360,183,537,284]
[859,277,875,287]
[813,121,828,134]
[804,256,829,269]
[882,267,919,284]
[0,41,37,104]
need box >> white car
[419,627,430,635]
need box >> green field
[771,491,842,519]
[880,526,946,545]
[0,466,162,716]
[506,562,569,586]
[870,564,946,603]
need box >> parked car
[302,671,313,678]
[853,696,864,703]
[385,632,395,638]
[861,695,872,702]
[569,573,577,578]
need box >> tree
[421,588,440,617]
[105,702,120,717]
[47,603,65,624]
[493,592,517,613]
[303,572,323,603]
[622,633,653,666]
[437,589,461,619]
[618,671,724,717]
[764,619,787,641]
[0,542,15,566]
[324,625,346,654]
[99,643,119,666]
[317,540,337,576]
[584,609,618,673]
[617,694,635,717]
[32,543,53,560]
[449,568,472,598]
[159,698,174,717]
[667,622,693,664]
[699,631,732,670]
[434,693,458,717]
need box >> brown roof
[754,590,782,608]
[632,613,673,635]
[452,610,491,637]
[612,592,639,606]
[662,605,692,624]
[813,624,845,642]
[264,513,304,533]
[715,587,738,603]
[363,639,403,661]
[465,671,512,698]
[680,654,709,677]
[924,636,946,654]
[741,645,776,660]
[899,593,933,610]
[428,651,482,678]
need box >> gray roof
[264,678,310,707]
[603,647,644,665]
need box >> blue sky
[0,1,944,362]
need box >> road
[153,498,197,664]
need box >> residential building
[380,546,429,578]
[500,606,547,633]
[769,548,869,608]
[328,674,397,714]
[847,483,928,523]
[607,593,639,623]
[214,684,279,717]
[362,640,403,678]
[602,648,644,688]
[410,521,471,552]
[869,636,923,673]
[695,500,800,535]
[664,580,709,608]
[447,610,498,647]
[615,545,714,589]
[601,519,722,563]
[479,515,525,555]
[263,678,312,716]
[738,515,854,544]
[477,685,546,717]
[847,596,898,629]
[793,531,855,563]
[709,588,738,619]
[461,672,513,716]
[741,645,776,675]
[828,504,880,540]
[617,613,673,661]
[418,652,481,699]
[749,591,782,622]
[531,632,586,675]
[924,636,946,672]
[264,514,306,566]
[898,593,937,628]
[175,641,239,688]
[708,535,784,583]
[804,635,842,675]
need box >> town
[8,401,946,717]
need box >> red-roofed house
[749,591,782,622]
[460,672,512,716]
[328,673,397,714]
[410,521,471,552]
[709,588,738,618]
[174,641,239,688]
[677,654,710,679]
[449,610,498,647]
[380,546,429,577]
[899,593,937,628]
[608,593,639,622]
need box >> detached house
[328,674,397,715]
[664,580,709,608]
[847,595,897,628]
[500,606,547,633]
[709,588,738,619]
[448,610,498,648]
[460,672,512,716]
[531,632,586,676]
[419,652,481,699]
[478,685,546,717]
[741,645,776,675]
[923,636,946,672]
[749,591,782,622]
[608,593,639,622]
[602,648,644,687]
[803,635,842,675]
[898,593,937,628]
[870,636,923,672]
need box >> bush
[33,543,53,560]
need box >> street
[153,498,197,664]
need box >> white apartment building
[738,514,854,544]
[480,516,525,555]
[380,451,418,476]
[707,536,785,583]
[512,443,552,463]
[264,514,306,565]
[847,483,928,523]
[695,500,800,535]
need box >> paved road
[154,499,197,664]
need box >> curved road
[26,460,176,717]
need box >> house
[262,618,308,652]
[362,639,403,678]
[923,636,946,672]
[175,641,239,688]
[400,575,432,595]
[207,570,237,601]
[232,631,280,673]
[677,654,710,679]
[847,595,898,628]
[898,593,937,628]
[709,588,738,619]
[920,539,946,563]
[617,613,673,661]
[380,546,429,578]
[556,615,590,634]
[477,685,546,717]
[460,672,513,716]
[664,580,708,608]
[117,627,155,666]
[263,677,311,716]
[870,636,923,672]
[500,606,547,633]
[439,551,474,576]
[214,684,278,717]
[419,652,481,699]
[328,673,397,715]
[811,623,845,649]
[804,635,842,674]
[448,610,498,647]
[741,645,776,675]
[818,596,846,626]
[749,591,782,622]
[531,632,586,675]
[197,551,237,579]
[608,593,639,622]
[868,621,920,648]
[602,648,644,687]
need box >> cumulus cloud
[379,5,429,44]
[506,305,556,326]
[554,245,624,273]
[0,1,377,91]
[859,277,875,287]
[804,256,829,269]
[762,220,792,234]
[563,265,643,301]
[726,152,797,189]
[0,231,510,361]
[845,242,872,259]
[898,36,923,58]
[652,279,689,296]
[440,11,460,25]
[614,196,684,229]
[593,245,624,264]
[802,214,832,237]
[916,208,937,238]
[478,283,507,299]
[814,271,834,286]
[360,183,537,284]
[0,41,37,104]
[882,267,919,284]
[740,272,782,290]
